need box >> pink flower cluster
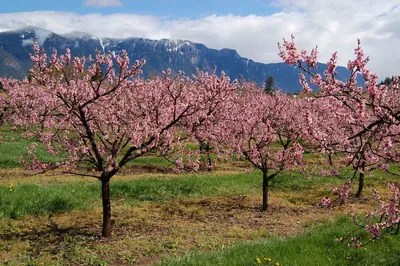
[365,183,400,239]
[1,43,240,180]
[333,180,352,205]
[279,35,400,244]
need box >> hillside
[0,27,360,93]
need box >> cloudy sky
[0,0,399,78]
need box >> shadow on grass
[0,219,99,243]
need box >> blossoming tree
[226,83,304,211]
[278,36,400,241]
[279,36,400,198]
[1,43,237,237]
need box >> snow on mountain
[0,27,364,93]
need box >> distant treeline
[380,75,400,85]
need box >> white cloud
[0,0,399,78]
[84,0,121,7]
[21,38,34,47]
[33,28,52,46]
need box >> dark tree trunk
[356,170,365,198]
[262,171,269,211]
[328,153,333,166]
[356,159,366,198]
[199,140,213,171]
[206,152,212,171]
[101,179,112,237]
[355,172,364,198]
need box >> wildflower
[9,184,14,192]
[276,263,280,266]
[256,258,261,264]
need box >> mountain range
[0,27,361,93]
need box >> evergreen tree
[264,76,275,94]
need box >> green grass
[269,169,344,191]
[0,182,100,218]
[0,126,64,168]
[0,126,198,170]
[160,217,400,266]
[0,172,259,219]
[1,127,399,265]
[127,156,173,168]
[0,169,345,219]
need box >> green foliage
[264,76,275,95]
[379,76,400,86]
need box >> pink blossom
[321,197,332,207]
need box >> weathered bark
[262,171,269,211]
[356,159,366,198]
[101,179,112,237]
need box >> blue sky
[2,0,280,18]
[0,0,399,78]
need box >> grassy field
[160,217,400,266]
[0,128,399,265]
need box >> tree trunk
[356,170,365,198]
[206,152,212,171]
[200,140,213,171]
[356,159,365,198]
[262,171,269,212]
[101,179,112,237]
[328,153,333,166]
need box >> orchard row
[0,39,398,244]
